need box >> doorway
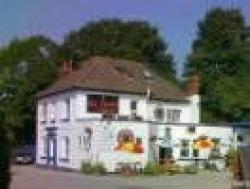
[159,147,173,164]
[46,128,57,167]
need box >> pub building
[36,56,236,172]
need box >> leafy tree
[186,8,250,122]
[0,36,58,144]
[0,123,10,189]
[61,19,175,80]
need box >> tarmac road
[11,165,232,189]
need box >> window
[83,128,92,151]
[78,136,83,148]
[237,135,244,142]
[211,138,220,156]
[65,98,70,120]
[130,101,137,111]
[130,100,137,117]
[43,136,47,155]
[192,140,199,158]
[166,109,181,123]
[87,95,118,114]
[165,128,171,140]
[61,136,70,160]
[163,128,172,147]
[49,102,56,123]
[154,107,164,121]
[180,139,190,158]
[41,102,47,122]
[187,125,196,133]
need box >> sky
[0,0,250,77]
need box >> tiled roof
[37,56,187,102]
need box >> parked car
[12,144,35,164]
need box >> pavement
[11,165,233,189]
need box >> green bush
[203,161,218,171]
[142,162,162,175]
[161,163,182,175]
[225,148,237,171]
[142,162,183,175]
[81,162,92,174]
[0,125,10,189]
[81,162,106,175]
[90,163,106,175]
[183,164,198,174]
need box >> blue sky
[0,0,249,76]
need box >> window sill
[59,158,70,162]
[60,118,70,122]
[40,156,47,160]
[178,158,206,161]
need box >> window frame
[87,94,119,114]
[166,109,181,123]
[180,139,190,158]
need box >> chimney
[186,74,199,96]
[58,60,73,77]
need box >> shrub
[142,162,161,175]
[161,163,182,175]
[90,163,106,175]
[0,125,10,189]
[225,148,237,171]
[142,162,182,175]
[203,161,218,171]
[81,162,92,174]
[183,164,198,174]
[81,162,106,175]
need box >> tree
[60,19,175,80]
[0,123,10,189]
[0,36,59,144]
[186,8,250,122]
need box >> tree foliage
[0,121,10,189]
[61,19,175,80]
[186,8,250,122]
[0,36,58,143]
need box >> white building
[36,56,235,172]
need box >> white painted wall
[36,89,208,172]
[156,124,233,168]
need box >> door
[47,137,57,167]
[159,147,172,164]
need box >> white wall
[156,124,233,168]
[36,89,200,170]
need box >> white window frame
[180,139,190,158]
[41,102,47,123]
[60,136,70,160]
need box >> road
[11,165,232,189]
